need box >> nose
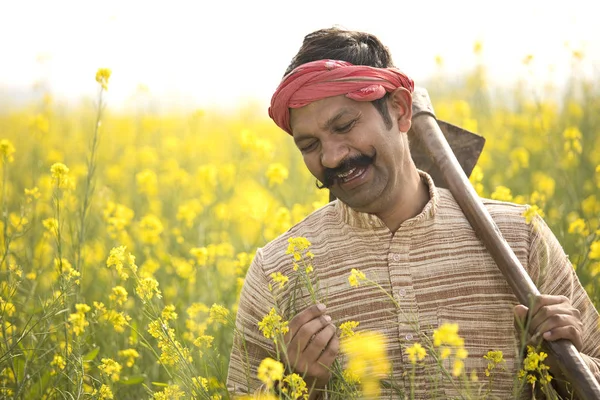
[320,138,350,169]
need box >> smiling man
[227,28,600,399]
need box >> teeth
[337,167,356,178]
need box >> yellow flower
[139,214,164,245]
[109,286,128,306]
[0,298,16,317]
[68,303,91,336]
[440,347,452,360]
[433,323,464,347]
[104,309,131,333]
[341,331,390,398]
[339,320,360,338]
[589,242,600,260]
[285,236,313,264]
[24,187,41,203]
[118,348,140,367]
[106,245,130,280]
[270,272,289,289]
[405,342,427,364]
[281,373,308,400]
[532,172,556,198]
[452,359,465,377]
[50,354,66,375]
[342,369,361,385]
[265,163,289,187]
[153,384,185,400]
[193,335,214,349]
[50,162,69,179]
[563,126,582,140]
[568,218,589,236]
[257,357,284,389]
[455,347,468,359]
[162,304,178,321]
[96,68,112,90]
[98,358,122,382]
[192,376,209,392]
[522,205,544,224]
[520,345,552,387]
[136,169,158,196]
[8,263,22,279]
[0,139,16,163]
[43,218,59,237]
[348,268,366,287]
[208,304,230,324]
[258,308,289,342]
[136,277,162,301]
[55,258,81,285]
[50,162,72,189]
[190,247,208,266]
[484,350,505,377]
[92,384,114,400]
[491,186,513,202]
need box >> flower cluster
[432,323,468,377]
[258,307,289,343]
[341,331,391,398]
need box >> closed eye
[299,141,319,153]
[334,119,357,133]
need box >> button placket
[388,236,419,393]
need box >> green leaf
[83,346,100,362]
[152,381,168,387]
[120,375,145,385]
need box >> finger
[514,305,528,326]
[292,315,333,353]
[317,334,340,367]
[525,295,569,320]
[542,325,583,351]
[302,323,336,363]
[529,304,581,335]
[285,304,327,343]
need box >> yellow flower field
[0,52,599,399]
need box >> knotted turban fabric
[268,59,414,135]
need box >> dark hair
[285,27,394,129]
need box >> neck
[376,168,430,233]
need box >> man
[227,27,600,399]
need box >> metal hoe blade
[408,119,485,189]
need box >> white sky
[1,0,598,111]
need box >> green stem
[74,88,104,287]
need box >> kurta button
[392,254,401,262]
[405,333,413,340]
[399,289,407,297]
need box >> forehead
[290,95,365,137]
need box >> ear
[389,87,413,133]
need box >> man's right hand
[283,303,339,390]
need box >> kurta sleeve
[528,212,600,382]
[227,248,278,394]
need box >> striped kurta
[227,171,600,399]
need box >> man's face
[290,94,412,214]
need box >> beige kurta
[227,171,600,399]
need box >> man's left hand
[514,294,583,351]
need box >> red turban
[268,59,414,135]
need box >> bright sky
[1,0,598,111]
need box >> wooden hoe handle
[410,88,600,400]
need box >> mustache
[317,153,374,189]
